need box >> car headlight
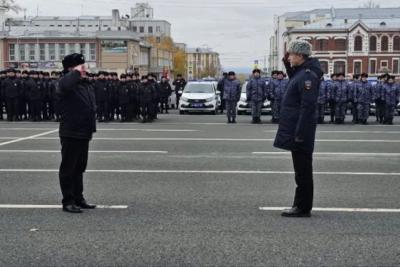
[205,97,214,102]
[181,97,189,102]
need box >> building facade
[0,30,151,74]
[186,48,221,80]
[269,7,400,75]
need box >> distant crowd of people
[0,68,188,123]
[217,70,400,125]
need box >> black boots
[281,207,311,218]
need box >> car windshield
[184,84,214,94]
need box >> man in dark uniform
[58,53,97,213]
[173,74,186,108]
[274,40,323,217]
[94,71,109,122]
[3,68,21,121]
[118,74,130,122]
[217,72,228,114]
[138,75,154,123]
[159,76,172,114]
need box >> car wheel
[211,110,217,115]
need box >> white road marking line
[0,129,58,147]
[0,128,198,132]
[264,130,400,134]
[30,137,400,142]
[0,150,168,154]
[0,169,399,176]
[0,204,128,209]
[259,207,400,213]
[252,152,400,156]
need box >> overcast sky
[16,0,400,72]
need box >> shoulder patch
[305,80,312,90]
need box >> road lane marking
[259,207,400,213]
[0,150,168,154]
[28,137,400,143]
[0,169,399,176]
[252,152,400,156]
[264,130,400,134]
[0,128,198,132]
[0,204,128,209]
[0,129,58,147]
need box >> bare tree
[0,0,22,13]
[362,0,380,8]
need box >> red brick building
[285,19,400,77]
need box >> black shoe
[281,207,311,218]
[232,118,236,123]
[77,201,96,209]
[63,204,83,213]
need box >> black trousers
[59,137,90,206]
[291,151,314,212]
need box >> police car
[179,81,221,114]
[237,81,271,115]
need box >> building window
[59,43,66,60]
[393,36,400,51]
[148,26,153,33]
[29,44,36,61]
[316,39,328,51]
[156,26,161,32]
[19,44,25,61]
[39,44,45,61]
[335,39,346,51]
[49,43,56,61]
[133,26,137,32]
[380,60,388,69]
[369,36,377,51]
[381,36,389,51]
[334,61,346,74]
[354,36,363,51]
[320,61,328,74]
[80,43,86,57]
[89,43,96,61]
[369,59,377,74]
[156,37,161,43]
[9,44,15,61]
[393,59,399,74]
[353,61,362,74]
[68,43,76,54]
[139,26,144,33]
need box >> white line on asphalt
[0,128,198,132]
[0,129,58,147]
[29,137,400,142]
[252,152,400,156]
[0,169,399,176]
[263,130,400,134]
[259,207,400,213]
[0,204,128,209]
[0,150,168,154]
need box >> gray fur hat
[288,40,312,56]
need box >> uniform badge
[305,80,312,90]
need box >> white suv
[179,82,220,114]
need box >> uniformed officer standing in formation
[222,71,241,123]
[269,70,288,123]
[274,40,323,217]
[173,74,186,107]
[317,78,328,124]
[159,76,173,114]
[354,73,373,124]
[348,74,360,123]
[382,75,400,125]
[57,53,97,213]
[217,72,228,114]
[333,73,349,124]
[246,69,267,124]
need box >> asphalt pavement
[0,112,399,266]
